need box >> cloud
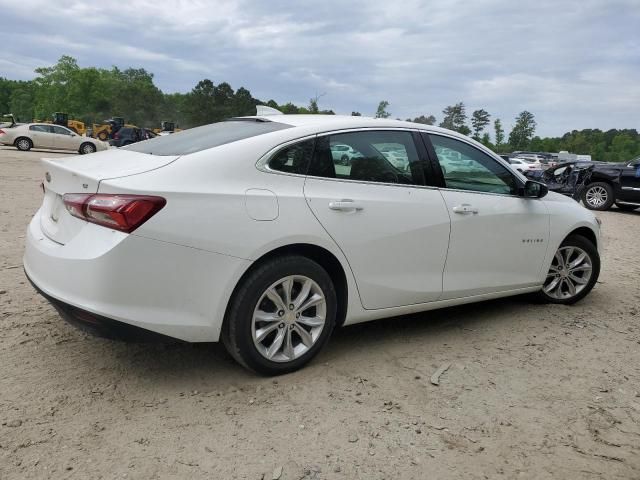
[0,0,638,136]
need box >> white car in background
[24,115,601,375]
[507,157,539,173]
[0,123,107,154]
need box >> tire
[79,142,96,155]
[97,131,109,141]
[615,203,639,212]
[535,234,600,305]
[15,137,32,151]
[582,182,614,211]
[222,255,337,375]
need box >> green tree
[375,100,391,118]
[409,114,436,125]
[494,118,505,149]
[508,111,536,150]
[471,109,490,140]
[440,102,470,135]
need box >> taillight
[114,132,120,139]
[62,194,166,233]
[0,129,5,135]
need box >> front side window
[429,135,517,195]
[268,138,315,175]
[52,125,72,135]
[309,130,423,186]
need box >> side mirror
[522,180,548,198]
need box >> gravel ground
[1,146,639,479]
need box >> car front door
[303,130,451,309]
[52,125,80,151]
[424,133,550,299]
[618,160,640,202]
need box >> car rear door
[303,129,451,310]
[29,125,55,148]
[618,160,640,201]
[423,133,550,299]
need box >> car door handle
[452,204,478,214]
[328,199,364,212]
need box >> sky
[0,0,638,137]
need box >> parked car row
[0,123,160,153]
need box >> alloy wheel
[17,139,30,150]
[251,275,326,362]
[543,246,593,300]
[82,143,96,154]
[585,186,608,208]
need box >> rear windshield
[124,119,292,156]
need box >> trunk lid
[39,149,178,244]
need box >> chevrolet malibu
[24,114,601,375]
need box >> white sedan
[24,114,601,375]
[0,123,107,154]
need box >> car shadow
[74,295,538,385]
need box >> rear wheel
[222,255,337,375]
[615,203,639,212]
[15,137,32,151]
[97,131,109,141]
[582,182,614,210]
[535,234,599,304]
[79,142,96,154]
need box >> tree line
[1,56,638,162]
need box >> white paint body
[24,116,600,342]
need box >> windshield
[124,119,292,156]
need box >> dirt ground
[1,145,639,480]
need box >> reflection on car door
[425,133,550,299]
[304,130,451,309]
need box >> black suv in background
[109,127,157,147]
[526,157,640,211]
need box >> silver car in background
[0,123,108,154]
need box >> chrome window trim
[256,127,532,199]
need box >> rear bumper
[26,270,176,342]
[24,209,251,342]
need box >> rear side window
[125,119,292,156]
[29,125,52,133]
[309,130,424,186]
[268,138,315,175]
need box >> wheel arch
[566,226,598,250]
[223,243,350,330]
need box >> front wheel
[582,182,614,210]
[79,142,96,154]
[222,255,337,375]
[536,234,600,304]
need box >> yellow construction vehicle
[91,117,136,141]
[33,112,87,135]
[52,112,87,135]
[153,121,182,135]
